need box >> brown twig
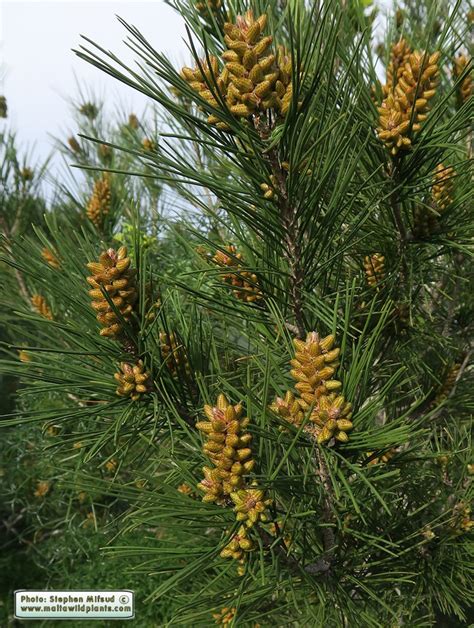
[284,321,300,335]
[252,116,339,570]
[389,162,407,243]
[258,528,301,572]
[253,116,305,338]
[427,349,472,421]
[314,446,336,564]
[0,217,30,303]
[442,254,463,337]
[10,187,28,239]
[388,161,411,294]
[410,348,472,421]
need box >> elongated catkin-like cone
[86,246,137,339]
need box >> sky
[0,1,188,181]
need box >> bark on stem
[253,116,335,571]
[0,217,30,303]
[253,116,305,338]
[268,148,305,339]
[388,161,410,290]
[314,446,336,564]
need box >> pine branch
[0,228,30,303]
[259,527,331,576]
[175,402,196,428]
[427,349,472,421]
[313,448,336,571]
[257,528,302,572]
[442,254,463,337]
[387,160,411,294]
[389,166,407,244]
[253,115,305,338]
[409,348,472,422]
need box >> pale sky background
[0,1,188,187]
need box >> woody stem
[314,447,336,562]
[389,162,407,243]
[254,117,305,339]
[389,160,410,293]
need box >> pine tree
[0,97,169,624]
[1,0,473,626]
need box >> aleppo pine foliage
[0,0,473,626]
